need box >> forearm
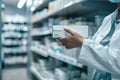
[77,39,120,74]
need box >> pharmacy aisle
[2,68,28,80]
[27,0,117,80]
[0,0,3,80]
[2,15,28,68]
[1,0,28,80]
[0,0,117,80]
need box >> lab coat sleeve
[77,39,120,74]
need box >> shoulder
[103,9,117,22]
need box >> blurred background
[1,0,27,80]
[0,0,117,80]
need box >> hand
[58,28,84,49]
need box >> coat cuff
[77,39,94,66]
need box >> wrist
[79,37,84,47]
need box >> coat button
[101,36,104,37]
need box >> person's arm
[78,39,120,74]
[58,28,120,74]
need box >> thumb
[64,28,75,36]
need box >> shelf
[33,0,54,13]
[2,43,27,47]
[30,66,55,80]
[4,22,27,25]
[48,49,83,68]
[30,66,46,80]
[2,41,27,47]
[32,0,116,23]
[3,63,27,68]
[3,48,27,54]
[2,26,28,32]
[3,44,21,47]
[3,51,27,54]
[2,28,28,32]
[31,46,48,57]
[4,37,27,39]
[31,45,83,68]
[31,31,52,37]
[2,30,28,33]
[4,53,27,57]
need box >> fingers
[57,37,66,42]
[62,43,72,49]
[64,28,75,36]
[61,42,74,49]
[57,38,62,41]
[57,37,69,43]
[65,46,73,49]
[57,38,75,49]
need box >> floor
[2,68,28,80]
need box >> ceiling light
[17,0,27,8]
[26,0,32,7]
[1,3,5,8]
[39,0,44,5]
[31,6,35,12]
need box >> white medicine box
[52,25,89,38]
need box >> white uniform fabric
[77,9,120,80]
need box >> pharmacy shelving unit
[2,22,28,68]
[27,0,117,80]
[0,0,3,79]
[32,0,116,23]
[33,0,54,14]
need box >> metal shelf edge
[31,47,48,57]
[32,0,84,23]
[30,66,46,80]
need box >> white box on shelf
[52,25,88,38]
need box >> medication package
[52,25,88,38]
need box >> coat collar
[110,8,118,23]
[94,8,118,44]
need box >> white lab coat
[77,9,120,80]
